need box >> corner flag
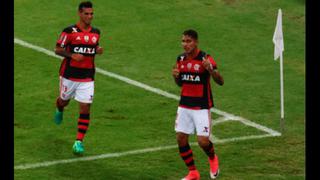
[273,9,285,133]
[273,9,284,60]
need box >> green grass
[14,0,305,179]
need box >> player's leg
[177,133,200,180]
[54,77,75,124]
[54,97,70,124]
[73,81,94,155]
[197,136,219,179]
[73,102,91,155]
[76,103,91,142]
[175,107,200,180]
[194,109,219,179]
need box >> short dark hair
[183,29,198,40]
[78,1,93,11]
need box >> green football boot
[54,109,63,125]
[73,140,84,155]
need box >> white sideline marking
[14,38,281,137]
[14,38,281,170]
[14,133,274,170]
[212,116,231,125]
[14,38,62,59]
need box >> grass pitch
[14,0,305,179]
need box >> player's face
[181,35,198,54]
[79,8,94,25]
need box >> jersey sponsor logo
[73,47,96,54]
[76,36,81,41]
[181,74,201,82]
[187,63,192,70]
[92,36,97,43]
[203,126,209,132]
[72,27,78,33]
[194,64,200,71]
[180,56,185,61]
[84,35,89,42]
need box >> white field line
[209,135,220,142]
[14,133,274,170]
[212,116,231,125]
[14,38,281,137]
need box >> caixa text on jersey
[73,47,96,54]
[181,74,201,82]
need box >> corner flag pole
[273,9,285,132]
[279,46,284,132]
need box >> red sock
[76,114,90,141]
[179,144,196,171]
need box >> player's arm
[210,69,224,86]
[55,30,84,61]
[95,29,103,55]
[54,46,84,61]
[96,46,103,55]
[172,64,182,87]
[202,56,224,86]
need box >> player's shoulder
[196,50,209,60]
[198,50,215,61]
[61,24,77,33]
[90,26,101,34]
[177,53,186,61]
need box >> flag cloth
[272,9,284,60]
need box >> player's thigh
[193,109,211,137]
[59,77,77,100]
[74,81,94,104]
[175,107,195,135]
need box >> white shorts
[174,107,212,136]
[59,76,94,103]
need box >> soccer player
[172,29,224,180]
[53,1,103,155]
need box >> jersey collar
[76,22,92,33]
[186,48,200,60]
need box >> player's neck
[186,48,199,60]
[77,21,91,31]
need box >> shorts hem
[175,129,194,135]
[75,98,93,104]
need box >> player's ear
[78,9,82,16]
[194,39,198,45]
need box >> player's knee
[197,137,210,148]
[79,103,91,114]
[57,98,70,107]
[176,133,189,146]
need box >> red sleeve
[176,60,180,69]
[207,55,217,69]
[56,31,70,48]
[176,55,184,69]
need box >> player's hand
[202,57,214,73]
[71,53,84,61]
[96,46,103,55]
[172,64,180,78]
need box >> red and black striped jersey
[176,50,217,109]
[56,23,101,82]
